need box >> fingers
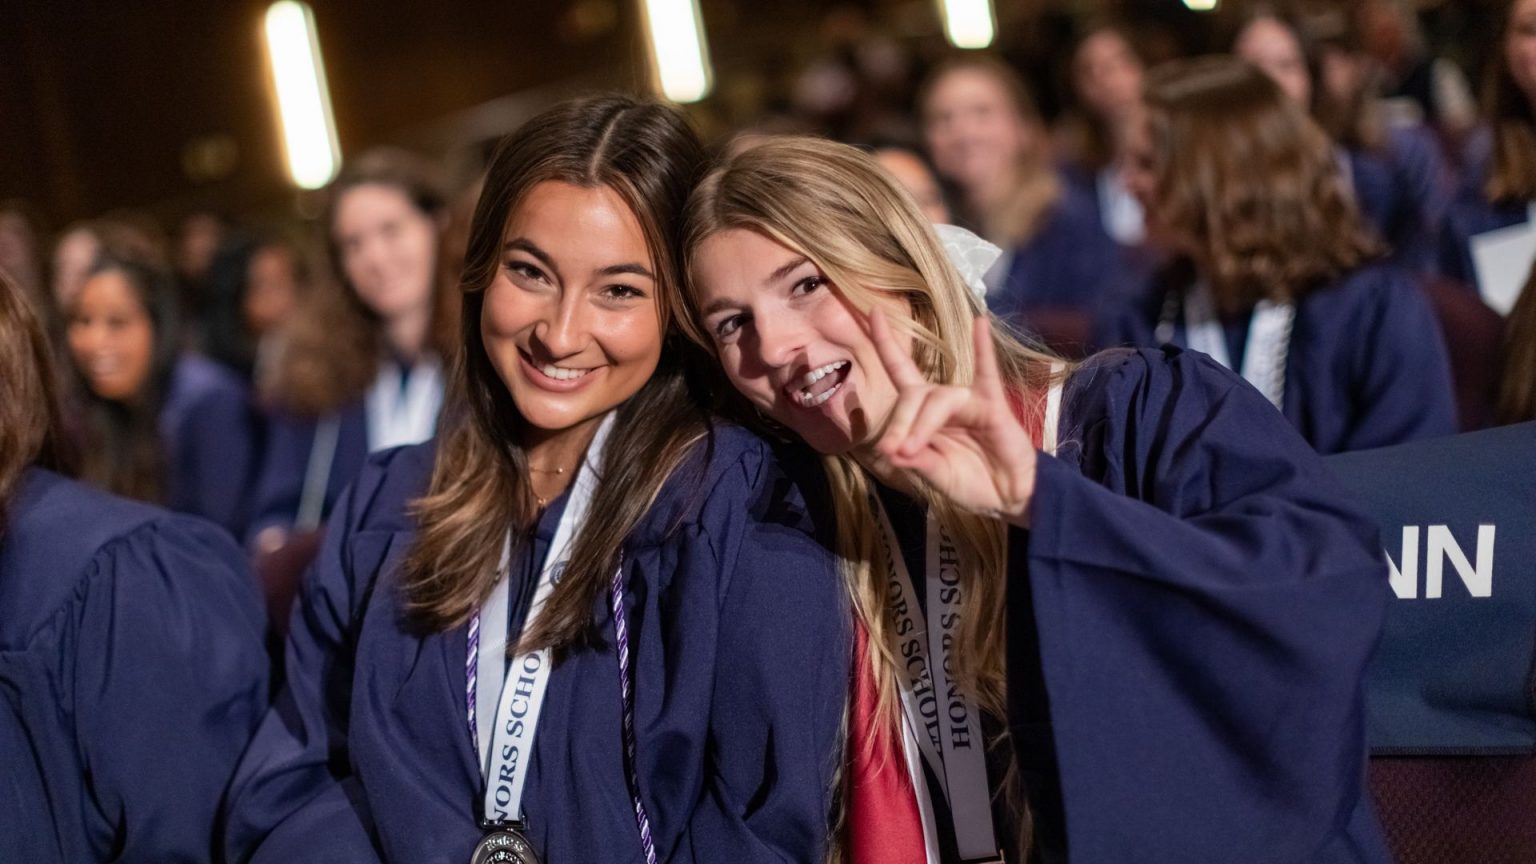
[970,316,1007,400]
[868,308,927,389]
[895,387,972,458]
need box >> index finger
[970,316,1007,399]
[868,307,927,389]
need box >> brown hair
[1483,0,1536,204]
[401,95,710,650]
[680,136,1068,862]
[1497,258,1536,424]
[0,270,71,536]
[1143,56,1384,314]
[1067,23,1146,172]
[266,148,458,417]
[64,256,183,505]
[919,55,1062,247]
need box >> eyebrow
[504,238,655,281]
[698,255,813,318]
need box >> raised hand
[870,310,1039,527]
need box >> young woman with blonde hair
[682,135,1392,863]
[224,95,846,864]
[1104,55,1456,453]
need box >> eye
[713,312,749,342]
[790,275,825,297]
[601,283,647,301]
[505,260,548,283]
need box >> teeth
[788,361,849,407]
[539,363,591,381]
[792,361,848,390]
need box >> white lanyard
[876,376,1063,863]
[874,501,996,862]
[365,355,444,452]
[472,413,614,826]
[1169,282,1293,410]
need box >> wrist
[1001,453,1038,529]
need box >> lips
[785,360,850,408]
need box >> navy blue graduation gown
[989,176,1141,357]
[247,401,369,540]
[161,353,260,537]
[1009,347,1392,862]
[1099,262,1457,454]
[223,425,849,864]
[1345,126,1451,274]
[0,468,270,863]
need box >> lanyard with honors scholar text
[463,416,621,864]
[873,374,1063,864]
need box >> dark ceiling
[2,0,645,229]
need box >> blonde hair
[680,136,1066,860]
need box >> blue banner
[1326,422,1536,754]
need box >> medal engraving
[470,827,542,864]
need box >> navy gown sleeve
[63,516,269,862]
[613,430,846,864]
[1015,348,1391,862]
[223,452,396,863]
[246,410,317,543]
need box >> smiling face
[691,227,909,456]
[332,182,439,322]
[480,181,663,445]
[67,270,156,402]
[922,67,1033,196]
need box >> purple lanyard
[465,555,656,864]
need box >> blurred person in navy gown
[63,255,258,536]
[919,56,1125,355]
[249,149,456,554]
[1234,12,1451,274]
[1441,0,1536,297]
[205,230,308,387]
[1059,27,1150,252]
[0,269,269,863]
[1102,56,1456,454]
[683,136,1391,863]
[223,96,847,864]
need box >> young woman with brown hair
[682,134,1391,863]
[1103,56,1456,453]
[1234,11,1452,276]
[223,95,847,864]
[248,148,457,552]
[63,254,259,535]
[1441,0,1536,307]
[0,268,270,862]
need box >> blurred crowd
[2,0,1533,572]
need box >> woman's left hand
[870,311,1039,527]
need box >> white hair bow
[933,223,1005,302]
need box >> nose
[749,307,809,371]
[530,290,587,360]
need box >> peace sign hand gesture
[870,311,1039,527]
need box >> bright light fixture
[264,1,340,190]
[641,0,713,103]
[940,0,996,50]
[1184,0,1220,11]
